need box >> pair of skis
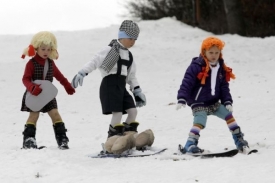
[88,143,167,158]
[90,143,258,159]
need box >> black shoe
[22,124,37,149]
[53,122,69,149]
[23,137,37,149]
[107,124,125,138]
[123,122,139,132]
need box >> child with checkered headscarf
[21,31,75,150]
[72,20,154,154]
[177,36,250,154]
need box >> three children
[19,23,250,155]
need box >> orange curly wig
[198,36,235,84]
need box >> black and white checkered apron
[100,52,135,115]
[21,59,58,113]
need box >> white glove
[176,99,186,110]
[133,88,146,107]
[226,105,233,112]
[71,70,87,88]
[176,103,186,110]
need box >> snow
[0,17,275,183]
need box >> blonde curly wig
[21,31,58,60]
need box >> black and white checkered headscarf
[100,20,140,73]
[119,20,140,40]
[100,39,127,73]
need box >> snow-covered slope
[0,18,274,183]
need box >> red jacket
[22,54,72,93]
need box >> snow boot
[105,135,120,153]
[135,129,155,151]
[22,124,37,149]
[105,124,135,154]
[53,122,69,149]
[111,133,136,155]
[232,127,248,151]
[105,124,125,153]
[124,122,155,151]
[182,134,203,154]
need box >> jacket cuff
[79,70,88,76]
[224,101,232,106]
[178,99,186,105]
[26,83,35,93]
[133,87,142,95]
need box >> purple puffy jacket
[177,55,233,109]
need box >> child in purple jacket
[177,36,249,154]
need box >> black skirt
[100,74,135,115]
[21,91,58,113]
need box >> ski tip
[178,144,186,154]
[248,149,258,155]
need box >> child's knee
[27,112,39,122]
[193,112,207,127]
[48,109,62,121]
[127,108,137,117]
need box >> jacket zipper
[195,86,202,101]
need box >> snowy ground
[0,18,274,183]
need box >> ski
[242,147,258,155]
[21,146,46,150]
[248,149,258,154]
[190,149,239,158]
[178,144,239,158]
[89,148,167,158]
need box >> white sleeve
[126,61,140,90]
[81,46,111,74]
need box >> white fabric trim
[210,63,220,96]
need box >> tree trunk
[223,0,244,35]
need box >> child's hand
[176,103,186,110]
[64,83,75,95]
[176,99,186,110]
[71,70,87,88]
[225,105,233,112]
[31,84,42,96]
[133,88,146,107]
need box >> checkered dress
[21,59,58,113]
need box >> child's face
[37,45,52,59]
[204,46,221,63]
[119,38,136,49]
